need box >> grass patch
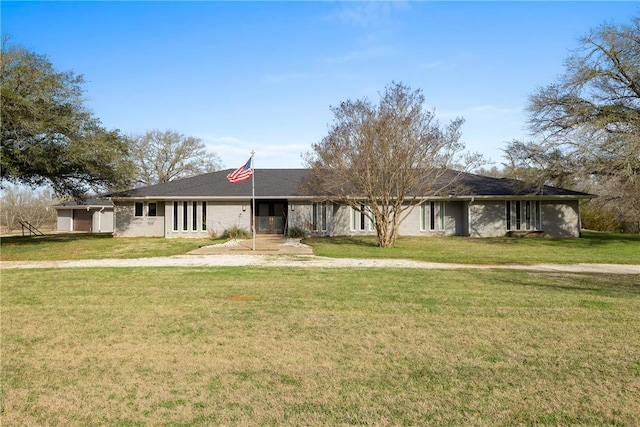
[306,231,640,265]
[2,267,639,426]
[2,231,638,265]
[0,233,218,261]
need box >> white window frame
[313,202,328,232]
[173,202,179,231]
[202,201,207,231]
[350,204,373,232]
[506,200,541,231]
[350,206,357,231]
[134,202,144,217]
[182,201,188,231]
[438,201,445,231]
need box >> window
[350,204,374,232]
[134,202,143,217]
[420,202,427,231]
[350,204,364,231]
[423,202,445,231]
[420,202,441,231]
[430,202,436,230]
[183,201,188,231]
[313,202,327,232]
[192,201,198,231]
[507,200,541,231]
[173,202,178,231]
[350,206,357,231]
[148,202,157,217]
[202,202,207,231]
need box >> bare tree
[130,130,223,186]
[473,165,504,178]
[303,82,481,248]
[501,140,579,190]
[521,16,640,230]
[0,185,57,232]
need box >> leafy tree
[130,129,223,186]
[0,37,133,198]
[303,81,481,248]
[517,16,640,230]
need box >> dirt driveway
[2,236,639,274]
[2,254,639,274]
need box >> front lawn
[306,231,640,265]
[1,231,638,265]
[0,233,217,261]
[2,267,639,426]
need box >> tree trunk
[374,211,399,248]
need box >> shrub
[221,225,250,239]
[287,225,308,238]
[581,203,622,232]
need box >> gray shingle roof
[107,169,310,198]
[105,168,592,199]
[450,171,592,197]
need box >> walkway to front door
[255,199,287,234]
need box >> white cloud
[320,2,407,65]
[199,135,309,169]
[329,2,410,29]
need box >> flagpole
[251,151,256,251]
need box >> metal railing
[18,220,44,236]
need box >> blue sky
[2,1,638,169]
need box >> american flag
[226,157,253,183]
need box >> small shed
[53,198,114,233]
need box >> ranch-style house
[54,168,592,238]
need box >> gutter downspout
[98,206,105,232]
[468,197,474,237]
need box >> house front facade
[101,169,591,239]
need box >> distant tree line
[1,185,57,233]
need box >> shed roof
[53,198,114,208]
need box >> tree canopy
[130,129,222,186]
[303,82,479,248]
[515,16,640,231]
[0,37,132,198]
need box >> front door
[256,200,286,234]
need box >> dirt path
[2,254,639,274]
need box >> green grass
[0,233,218,261]
[2,267,639,426]
[306,231,640,265]
[2,231,638,265]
